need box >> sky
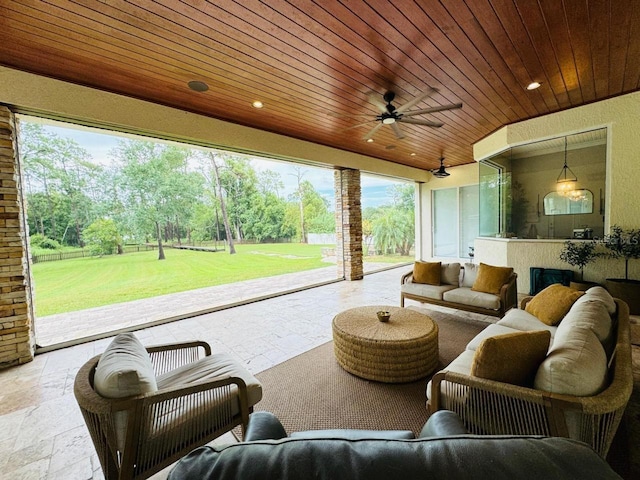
[23,116,411,210]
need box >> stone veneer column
[0,106,35,368]
[334,168,363,281]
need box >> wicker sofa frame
[428,298,633,458]
[74,340,253,480]
[400,267,518,318]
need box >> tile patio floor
[2,264,497,480]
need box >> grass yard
[32,243,334,316]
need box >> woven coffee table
[332,305,439,383]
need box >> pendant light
[556,137,577,196]
[433,157,450,178]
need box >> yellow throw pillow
[471,263,513,294]
[525,284,584,326]
[413,261,441,285]
[471,330,551,386]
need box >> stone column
[0,106,35,368]
[334,168,363,281]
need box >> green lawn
[32,243,333,316]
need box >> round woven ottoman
[332,305,439,383]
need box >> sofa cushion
[524,284,584,326]
[471,263,513,295]
[471,331,551,387]
[497,308,557,338]
[94,333,157,399]
[561,298,612,345]
[413,261,441,285]
[401,282,458,301]
[442,288,501,310]
[581,286,616,315]
[466,324,524,351]
[461,262,478,288]
[534,327,608,396]
[426,350,475,401]
[441,262,461,286]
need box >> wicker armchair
[428,299,633,458]
[74,340,261,480]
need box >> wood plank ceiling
[1,0,639,172]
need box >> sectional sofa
[423,285,633,458]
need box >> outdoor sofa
[426,285,633,458]
[167,410,621,479]
[401,261,518,317]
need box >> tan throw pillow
[471,263,513,294]
[525,284,584,326]
[413,261,441,285]
[471,330,551,387]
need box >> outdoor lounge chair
[74,334,262,480]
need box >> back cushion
[441,263,461,286]
[461,263,479,288]
[471,263,513,295]
[534,327,608,396]
[94,333,157,398]
[582,286,616,314]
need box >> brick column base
[335,168,363,281]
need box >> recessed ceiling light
[187,80,209,92]
[527,81,541,90]
[252,100,264,108]
[410,153,416,156]
[366,138,374,143]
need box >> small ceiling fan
[343,89,462,141]
[431,157,450,178]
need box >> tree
[114,140,202,260]
[82,219,122,256]
[208,152,236,254]
[370,183,415,256]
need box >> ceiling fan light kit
[350,89,462,141]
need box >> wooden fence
[31,244,156,263]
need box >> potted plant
[559,240,598,290]
[599,225,640,314]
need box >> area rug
[239,309,489,438]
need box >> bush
[30,233,47,248]
[39,237,61,250]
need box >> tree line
[19,123,414,259]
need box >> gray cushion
[461,262,479,288]
[441,263,461,286]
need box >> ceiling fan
[431,157,450,178]
[344,89,462,141]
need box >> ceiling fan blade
[344,120,376,131]
[363,123,383,141]
[366,91,388,113]
[328,112,375,118]
[395,87,437,113]
[401,102,463,117]
[391,122,405,139]
[399,118,443,127]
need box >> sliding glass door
[432,185,479,259]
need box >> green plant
[599,225,640,280]
[559,240,597,282]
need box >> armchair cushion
[460,262,479,288]
[471,263,513,295]
[413,261,441,285]
[441,262,461,286]
[94,332,157,398]
[157,353,263,408]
